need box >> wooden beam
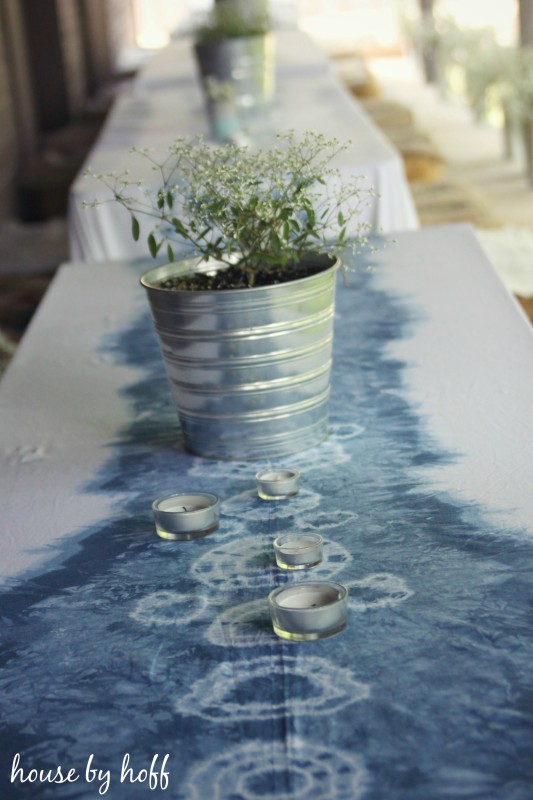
[519,0,533,45]
[0,0,37,154]
[419,0,437,83]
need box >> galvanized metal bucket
[194,33,275,107]
[140,254,339,460]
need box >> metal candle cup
[273,533,323,570]
[256,469,300,500]
[268,581,348,641]
[152,492,220,540]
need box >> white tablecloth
[69,30,418,262]
[2,223,532,576]
[2,225,533,800]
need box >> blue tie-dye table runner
[1,225,533,799]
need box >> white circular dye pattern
[129,591,208,627]
[191,536,351,591]
[222,487,321,522]
[205,598,272,648]
[329,421,366,440]
[347,573,414,612]
[212,519,248,541]
[183,737,369,800]
[174,655,370,721]
[190,536,275,590]
[187,458,253,481]
[295,510,359,533]
[272,423,366,474]
[296,538,352,581]
[186,422,364,484]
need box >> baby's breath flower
[85,130,375,284]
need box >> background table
[69,29,418,262]
[1,224,533,799]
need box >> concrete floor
[368,54,533,232]
[365,54,533,322]
[0,216,69,275]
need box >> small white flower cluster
[85,130,375,284]
[204,76,237,102]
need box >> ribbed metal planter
[140,254,339,460]
[194,33,275,106]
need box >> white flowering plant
[193,2,270,44]
[204,75,238,102]
[85,130,374,288]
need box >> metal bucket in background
[140,255,339,460]
[194,33,276,107]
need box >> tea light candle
[273,533,323,570]
[152,492,220,540]
[256,469,300,500]
[268,581,348,641]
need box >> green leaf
[306,208,316,227]
[272,233,282,255]
[213,199,227,213]
[338,211,345,226]
[172,218,188,237]
[166,191,174,209]
[148,233,159,259]
[167,244,175,262]
[157,193,165,210]
[261,253,282,264]
[283,220,290,240]
[131,215,140,242]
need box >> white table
[133,28,333,93]
[69,29,418,262]
[1,225,533,799]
